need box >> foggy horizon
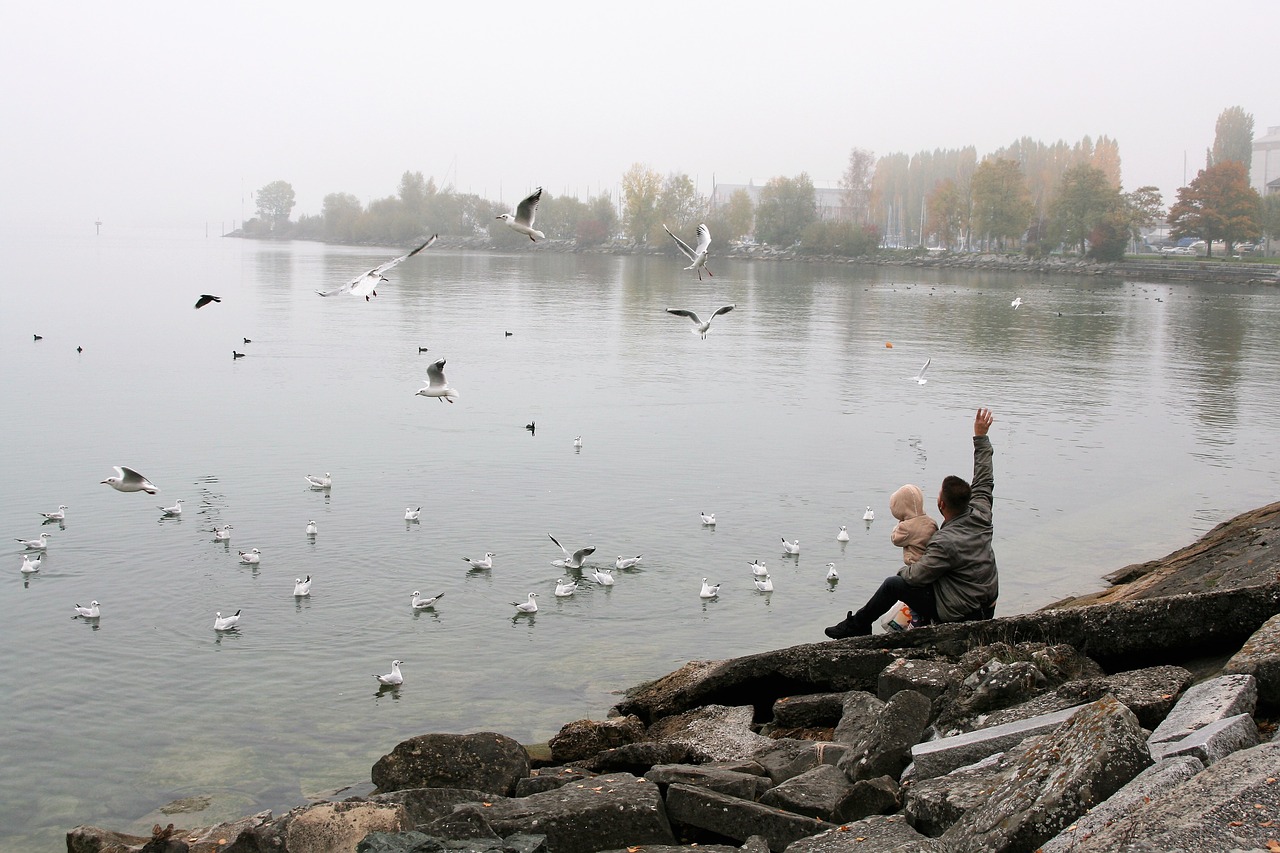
[3,1,1271,231]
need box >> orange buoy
[885,342,893,348]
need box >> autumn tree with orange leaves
[1167,162,1262,257]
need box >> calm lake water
[3,227,1280,850]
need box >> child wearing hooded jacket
[884,484,939,629]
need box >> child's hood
[890,484,926,520]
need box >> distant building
[711,179,850,221]
[1251,125,1280,196]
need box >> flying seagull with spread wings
[666,305,735,339]
[497,188,545,241]
[316,235,438,300]
[194,294,222,309]
[663,223,713,280]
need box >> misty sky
[3,1,1271,231]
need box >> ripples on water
[2,227,1279,850]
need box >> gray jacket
[898,435,998,620]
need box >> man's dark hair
[940,475,972,514]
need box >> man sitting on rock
[826,408,998,638]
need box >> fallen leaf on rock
[482,802,492,807]
[1231,821,1245,827]
[1266,840,1280,853]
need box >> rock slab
[371,732,531,797]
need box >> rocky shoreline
[68,502,1280,853]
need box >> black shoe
[825,610,871,639]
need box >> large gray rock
[758,764,859,822]
[515,769,588,797]
[646,704,772,761]
[1046,741,1280,851]
[838,690,931,782]
[979,664,1192,731]
[877,658,960,703]
[663,782,836,852]
[939,696,1153,853]
[1155,712,1260,764]
[578,741,693,774]
[772,692,848,729]
[832,691,885,745]
[910,703,1088,780]
[1224,612,1280,706]
[547,716,647,764]
[368,788,490,827]
[420,803,500,840]
[285,800,411,853]
[757,740,847,784]
[1038,755,1204,853]
[480,772,675,853]
[371,732,531,796]
[843,775,901,822]
[1146,673,1257,757]
[783,815,938,853]
[902,745,1034,837]
[645,763,774,800]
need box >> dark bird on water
[194,294,222,309]
[232,350,245,359]
[77,346,83,353]
[33,334,43,341]
[418,347,429,353]
[525,421,536,434]
[505,331,513,337]
[243,337,251,344]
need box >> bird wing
[918,358,931,378]
[663,225,697,261]
[572,546,596,563]
[515,189,542,227]
[548,533,568,558]
[711,304,735,318]
[315,282,350,297]
[194,294,220,309]
[666,308,702,324]
[693,224,711,255]
[117,466,148,487]
[426,358,448,389]
[370,234,439,277]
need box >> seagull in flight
[194,294,222,309]
[213,609,241,631]
[374,659,404,686]
[663,223,713,280]
[315,235,438,300]
[512,592,539,613]
[666,305,735,339]
[909,358,930,385]
[411,591,444,610]
[496,188,545,241]
[415,359,458,403]
[101,466,159,494]
[293,575,312,596]
[1011,297,1024,309]
[549,534,595,569]
[463,553,495,569]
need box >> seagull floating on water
[40,505,68,521]
[666,305,735,339]
[592,567,616,585]
[663,223,714,280]
[754,573,774,592]
[1011,297,1023,309]
[825,562,840,582]
[214,525,232,541]
[405,507,421,521]
[316,235,438,301]
[16,533,50,550]
[781,538,800,555]
[496,188,544,241]
[700,578,720,599]
[415,359,458,403]
[374,660,404,686]
[306,520,318,536]
[73,601,100,619]
[615,555,642,570]
[863,506,875,522]
[512,592,539,613]
[910,358,930,385]
[549,534,595,569]
[238,548,261,564]
[213,610,240,630]
[749,559,768,577]
[21,554,42,574]
[701,512,716,526]
[573,436,582,449]
[159,499,184,516]
[293,575,312,596]
[411,591,444,610]
[836,526,850,542]
[101,465,158,494]
[554,578,578,597]
[463,553,495,569]
[194,294,221,309]
[305,473,332,489]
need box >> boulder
[782,815,937,853]
[368,788,490,827]
[1146,673,1257,757]
[910,703,1088,781]
[963,660,1048,714]
[1223,612,1280,706]
[939,696,1153,853]
[1155,712,1260,764]
[371,732,530,796]
[547,716,647,764]
[838,690,931,782]
[758,764,859,822]
[663,782,836,852]
[285,800,411,853]
[644,763,774,800]
[514,769,588,797]
[757,740,846,784]
[902,745,1033,837]
[843,776,901,822]
[67,826,155,853]
[578,741,693,774]
[877,657,960,703]
[646,704,772,762]
[479,772,675,853]
[420,803,500,840]
[978,664,1192,731]
[771,692,848,729]
[832,691,885,745]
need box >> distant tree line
[241,105,1277,260]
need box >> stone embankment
[69,503,1280,853]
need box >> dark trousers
[852,575,995,629]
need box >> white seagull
[863,506,875,522]
[40,505,68,521]
[159,499,184,516]
[910,358,930,385]
[16,533,50,550]
[101,465,159,494]
[825,562,840,581]
[73,601,100,618]
[592,567,616,585]
[573,436,583,449]
[496,188,545,241]
[749,559,768,577]
[700,512,716,526]
[213,609,241,630]
[238,548,261,565]
[1011,297,1024,309]
[306,520,318,536]
[837,526,850,542]
[316,235,438,301]
[293,575,312,596]
[512,592,539,613]
[666,305,735,339]
[214,525,233,541]
[754,573,774,592]
[415,359,458,403]
[663,223,714,280]
[305,473,332,489]
[463,553,495,570]
[549,534,595,569]
[411,590,444,610]
[615,555,642,570]
[699,578,720,599]
[554,578,578,597]
[405,507,421,521]
[781,538,800,555]
[374,660,404,686]
[20,554,42,574]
